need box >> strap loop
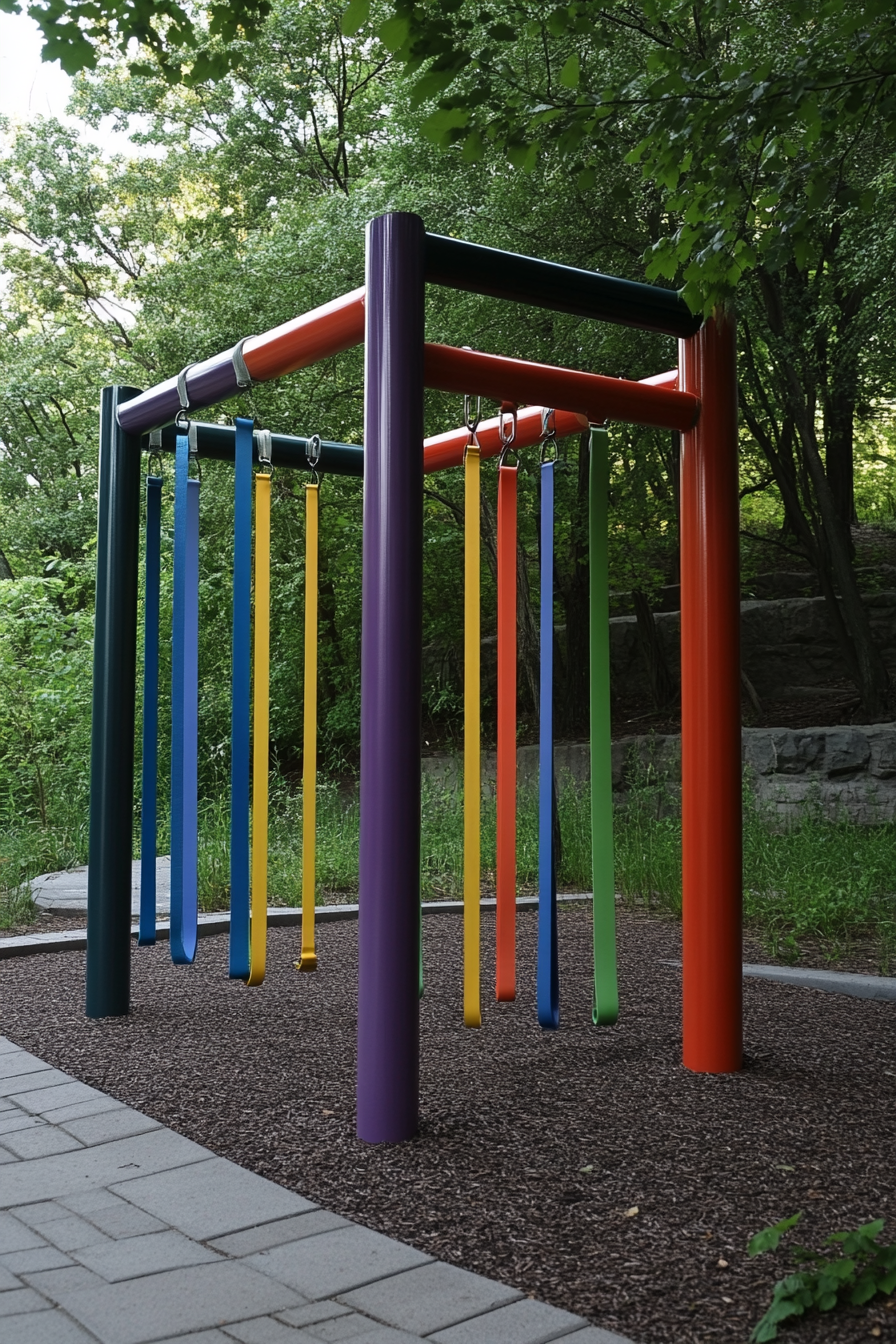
[255,428,273,472]
[232,337,255,389]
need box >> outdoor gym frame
[87,212,741,1145]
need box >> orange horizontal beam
[243,288,366,382]
[424,345,698,433]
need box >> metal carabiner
[463,394,482,463]
[498,401,518,468]
[175,363,195,433]
[541,407,558,463]
[305,432,321,485]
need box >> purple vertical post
[357,212,426,1143]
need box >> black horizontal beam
[424,234,701,340]
[149,422,364,477]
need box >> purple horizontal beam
[117,352,240,435]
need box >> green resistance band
[590,426,619,1025]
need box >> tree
[357,0,896,716]
[2,0,271,83]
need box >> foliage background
[0,0,895,913]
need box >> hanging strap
[247,467,271,986]
[229,418,253,978]
[589,427,619,1024]
[171,432,199,966]
[139,474,163,947]
[463,440,481,1028]
[496,461,517,1001]
[297,478,320,971]
[537,458,559,1028]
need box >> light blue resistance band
[537,458,560,1029]
[139,474,163,947]
[171,431,199,966]
[229,418,253,978]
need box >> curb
[0,893,593,960]
[661,960,896,1002]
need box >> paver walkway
[0,1038,633,1344]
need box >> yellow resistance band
[463,442,481,1027]
[247,469,271,987]
[297,480,319,971]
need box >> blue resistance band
[139,475,163,947]
[537,459,560,1029]
[171,432,199,966]
[229,418,253,978]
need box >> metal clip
[463,394,481,462]
[175,363,195,430]
[303,433,322,484]
[541,407,558,462]
[498,401,518,467]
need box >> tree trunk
[787,386,889,717]
[0,547,13,580]
[632,589,676,710]
[823,378,857,531]
[749,270,889,719]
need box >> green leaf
[378,15,410,50]
[461,130,484,162]
[748,1213,803,1258]
[559,53,579,89]
[341,0,370,38]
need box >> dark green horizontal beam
[150,422,363,477]
[424,234,701,340]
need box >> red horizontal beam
[423,405,588,473]
[424,345,698,433]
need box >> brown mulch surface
[1,908,895,1344]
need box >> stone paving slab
[338,1261,522,1335]
[245,1225,431,1300]
[0,1037,638,1343]
[109,1156,317,1241]
[429,1297,589,1344]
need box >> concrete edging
[0,894,594,960]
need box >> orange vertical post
[496,461,518,1000]
[679,314,742,1073]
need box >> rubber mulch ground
[1,907,894,1344]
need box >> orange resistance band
[496,463,517,1000]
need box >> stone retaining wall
[422,723,896,824]
[610,592,896,701]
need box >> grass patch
[2,767,894,966]
[614,773,896,965]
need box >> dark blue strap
[171,433,199,965]
[537,460,559,1029]
[229,418,253,978]
[139,476,162,947]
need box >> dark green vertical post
[86,386,143,1018]
[589,426,619,1025]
